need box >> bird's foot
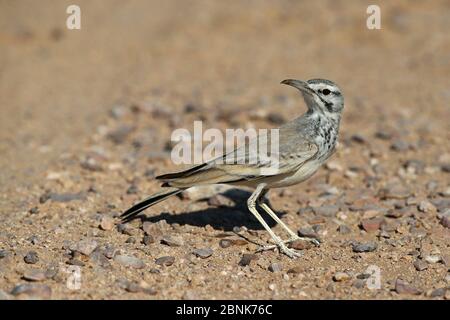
[290,236,321,247]
[256,240,302,259]
[256,236,320,258]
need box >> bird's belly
[270,160,320,188]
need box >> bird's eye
[322,89,331,95]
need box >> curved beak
[281,79,315,96]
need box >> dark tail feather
[121,188,181,222]
[156,163,208,181]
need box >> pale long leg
[247,184,301,258]
[259,202,320,246]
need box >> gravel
[70,239,98,256]
[161,235,184,247]
[11,283,52,299]
[114,255,145,269]
[24,251,39,264]
[155,256,175,266]
[238,254,257,267]
[192,248,214,259]
[333,272,351,282]
[22,269,47,282]
[297,227,320,239]
[268,263,282,273]
[395,279,421,295]
[360,217,385,232]
[99,216,115,231]
[312,205,340,217]
[413,259,428,271]
[352,242,378,253]
[143,234,155,245]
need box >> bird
[121,78,344,258]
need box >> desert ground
[0,0,449,299]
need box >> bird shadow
[139,188,287,231]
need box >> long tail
[120,188,182,222]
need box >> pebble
[360,217,385,232]
[395,278,421,295]
[99,216,115,231]
[22,269,47,282]
[338,225,351,234]
[0,289,12,300]
[333,272,351,282]
[66,258,85,267]
[71,239,98,256]
[312,205,340,217]
[24,251,39,264]
[441,214,450,229]
[192,248,214,259]
[413,259,428,271]
[114,255,145,269]
[353,279,366,289]
[142,221,164,237]
[28,235,39,245]
[125,237,136,244]
[104,245,117,259]
[155,256,175,266]
[287,266,303,274]
[126,184,139,195]
[48,192,86,202]
[143,234,155,245]
[117,223,137,236]
[238,254,257,267]
[11,283,52,299]
[161,234,184,247]
[391,140,410,152]
[418,201,437,214]
[268,263,283,273]
[297,227,320,239]
[350,134,366,144]
[403,159,425,174]
[107,125,134,144]
[352,242,377,253]
[126,281,157,295]
[375,130,392,140]
[80,158,103,171]
[378,184,411,200]
[90,250,112,269]
[0,250,8,259]
[288,240,312,250]
[429,288,446,297]
[424,255,441,264]
[219,239,232,248]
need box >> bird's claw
[256,236,320,258]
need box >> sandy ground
[0,0,449,300]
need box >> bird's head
[281,78,344,117]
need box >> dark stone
[238,254,257,267]
[24,251,39,264]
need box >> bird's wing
[157,127,318,187]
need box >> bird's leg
[258,200,320,247]
[247,185,301,258]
